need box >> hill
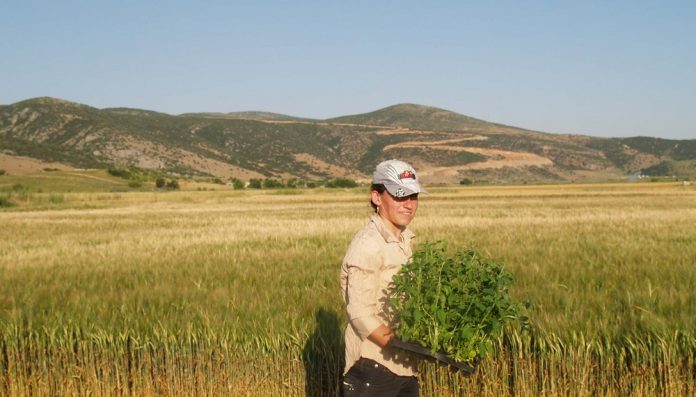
[180,111,316,122]
[1,97,695,184]
[328,103,512,131]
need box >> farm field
[1,179,695,396]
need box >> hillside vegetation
[1,97,695,183]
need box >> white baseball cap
[373,159,427,198]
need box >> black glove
[388,337,477,375]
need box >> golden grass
[1,182,695,396]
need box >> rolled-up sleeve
[342,236,383,339]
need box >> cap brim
[384,183,426,198]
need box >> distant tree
[641,161,674,177]
[155,177,166,188]
[108,167,132,179]
[459,178,473,185]
[263,179,284,189]
[286,178,299,188]
[248,178,262,189]
[326,178,357,188]
[231,178,245,190]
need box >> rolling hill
[179,111,316,122]
[1,97,694,184]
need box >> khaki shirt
[340,213,418,376]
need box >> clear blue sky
[1,1,694,139]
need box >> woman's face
[371,190,419,235]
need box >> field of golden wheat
[1,181,695,396]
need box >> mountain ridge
[179,110,316,122]
[1,96,694,183]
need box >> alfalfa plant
[389,241,526,364]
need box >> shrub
[641,161,674,177]
[0,169,6,176]
[212,177,224,185]
[108,167,133,179]
[325,178,357,188]
[248,179,262,189]
[155,178,166,188]
[286,178,299,188]
[460,178,473,185]
[166,179,180,190]
[128,180,143,188]
[262,179,284,189]
[108,166,151,181]
[231,178,245,190]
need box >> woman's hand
[367,324,395,348]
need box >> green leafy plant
[389,241,524,364]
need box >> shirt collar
[370,212,416,243]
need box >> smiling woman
[340,159,427,397]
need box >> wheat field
[1,182,695,396]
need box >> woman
[340,159,426,397]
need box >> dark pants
[342,358,419,397]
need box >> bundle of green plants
[389,241,525,365]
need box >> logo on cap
[399,170,416,180]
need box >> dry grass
[1,182,695,396]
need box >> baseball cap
[373,159,427,198]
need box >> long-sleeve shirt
[340,213,418,376]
